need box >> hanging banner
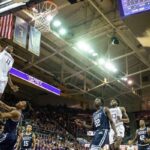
[13,17,28,48]
[28,26,41,56]
[9,67,61,96]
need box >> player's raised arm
[15,133,23,150]
[32,133,36,150]
[75,119,93,129]
[0,100,16,111]
[105,107,117,136]
[131,130,138,144]
[8,74,19,92]
[120,107,129,123]
[0,110,20,120]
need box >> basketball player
[0,100,27,150]
[131,119,150,150]
[109,99,129,150]
[0,44,19,98]
[16,124,36,150]
[125,140,136,150]
[75,98,117,150]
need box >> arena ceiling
[1,0,150,104]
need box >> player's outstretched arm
[32,133,36,150]
[131,130,138,144]
[75,119,93,129]
[105,107,117,136]
[0,110,20,120]
[120,107,129,123]
[0,100,16,111]
[8,74,19,92]
[15,133,23,150]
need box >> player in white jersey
[0,44,18,98]
[109,99,129,150]
[125,140,136,150]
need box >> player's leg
[109,129,115,150]
[114,125,125,150]
[0,133,17,150]
[90,130,109,150]
[0,81,7,99]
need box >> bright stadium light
[58,28,67,36]
[76,41,93,53]
[92,52,98,57]
[53,20,61,27]
[105,62,117,73]
[121,77,128,81]
[46,15,54,22]
[98,58,105,65]
[128,80,133,85]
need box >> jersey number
[140,135,145,141]
[6,58,11,65]
[94,119,101,127]
[24,141,29,147]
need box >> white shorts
[109,125,125,144]
[0,81,7,94]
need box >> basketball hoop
[31,0,58,32]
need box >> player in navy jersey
[131,119,150,150]
[75,98,117,150]
[16,124,36,150]
[0,100,27,150]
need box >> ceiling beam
[88,0,150,68]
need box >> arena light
[92,52,98,57]
[121,77,128,81]
[52,20,61,27]
[46,15,54,22]
[0,2,25,13]
[76,41,94,54]
[128,80,133,85]
[9,67,61,95]
[98,58,105,65]
[58,28,67,36]
[104,62,118,73]
[0,0,11,5]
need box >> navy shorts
[138,145,149,150]
[90,129,109,150]
[0,133,17,150]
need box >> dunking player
[0,100,27,150]
[131,119,150,150]
[16,124,36,150]
[109,99,129,150]
[75,98,117,150]
[0,44,19,98]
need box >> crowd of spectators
[1,93,92,149]
[24,105,92,149]
[1,93,138,149]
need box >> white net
[32,0,58,32]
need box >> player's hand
[0,112,2,119]
[75,119,83,127]
[114,133,118,141]
[0,101,3,107]
[11,85,19,92]
[144,138,150,144]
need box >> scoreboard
[119,0,150,17]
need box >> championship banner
[13,17,28,48]
[28,26,41,56]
